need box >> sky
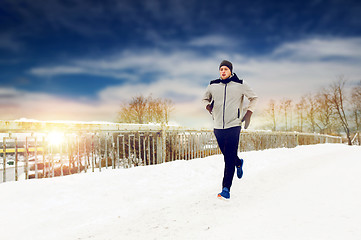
[1,144,361,239]
[1,0,361,128]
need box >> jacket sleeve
[243,82,258,112]
[202,85,212,106]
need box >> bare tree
[161,98,174,124]
[328,76,352,145]
[295,96,306,132]
[149,97,166,123]
[153,97,174,124]
[130,95,148,124]
[314,90,335,135]
[280,98,292,131]
[304,94,318,133]
[118,102,134,123]
[118,94,174,124]
[351,81,361,145]
[265,99,278,131]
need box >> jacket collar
[210,73,243,85]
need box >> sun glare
[47,131,65,145]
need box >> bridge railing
[0,120,342,183]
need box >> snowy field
[0,144,360,240]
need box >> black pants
[214,126,242,191]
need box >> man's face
[220,66,232,80]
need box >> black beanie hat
[219,60,233,73]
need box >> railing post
[50,138,54,177]
[24,137,29,180]
[14,136,18,181]
[1,135,18,182]
[116,135,121,168]
[163,127,166,163]
[156,126,167,164]
[42,135,46,178]
[98,133,102,172]
[91,134,94,172]
[122,134,126,167]
[2,136,7,183]
[60,137,64,176]
[77,134,81,173]
[105,133,108,169]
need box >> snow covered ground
[0,144,360,240]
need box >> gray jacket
[202,73,258,129]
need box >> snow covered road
[0,144,360,240]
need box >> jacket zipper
[222,83,227,129]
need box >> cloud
[1,0,202,43]
[98,78,205,103]
[30,66,84,76]
[188,35,241,47]
[0,87,118,121]
[2,0,120,36]
[30,48,219,83]
[0,34,22,52]
[10,36,361,127]
[272,37,361,61]
[30,36,361,86]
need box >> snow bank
[0,144,360,240]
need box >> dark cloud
[0,0,361,101]
[1,0,360,56]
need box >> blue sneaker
[217,187,230,199]
[236,158,244,179]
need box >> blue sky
[1,0,361,128]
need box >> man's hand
[241,110,253,129]
[206,101,214,114]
